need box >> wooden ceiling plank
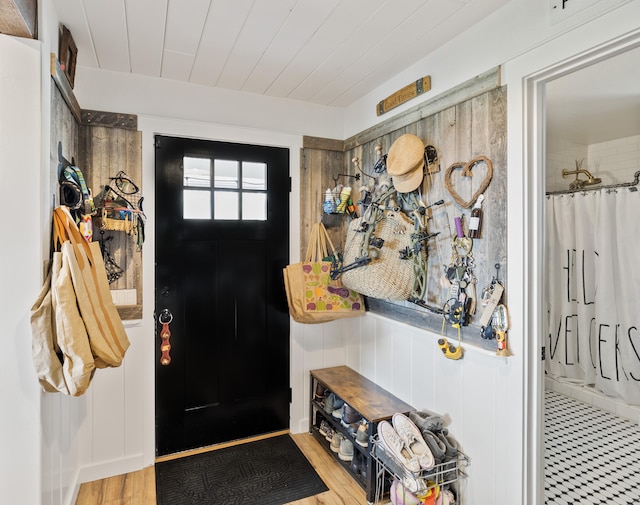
[189,0,253,86]
[242,0,341,95]
[126,0,167,76]
[216,0,297,90]
[82,0,130,72]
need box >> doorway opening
[525,30,640,505]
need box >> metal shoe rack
[309,366,415,504]
[371,435,469,504]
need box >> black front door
[155,135,290,456]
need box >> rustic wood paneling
[81,109,138,130]
[50,54,81,123]
[300,146,349,259]
[0,0,36,38]
[344,67,501,151]
[300,72,507,350]
[302,135,344,152]
[79,125,143,319]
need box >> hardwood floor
[75,432,370,505]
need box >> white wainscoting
[41,322,147,505]
[289,312,523,505]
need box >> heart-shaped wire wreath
[444,155,493,209]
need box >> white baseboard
[63,454,146,505]
[545,375,640,425]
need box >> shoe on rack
[325,426,335,442]
[315,382,328,402]
[377,420,421,474]
[408,410,444,433]
[355,422,369,447]
[330,432,343,453]
[327,394,344,417]
[341,403,362,426]
[437,428,458,459]
[392,413,435,470]
[347,422,361,438]
[324,393,336,414]
[421,430,446,465]
[350,450,361,476]
[332,404,344,420]
[319,420,331,438]
[339,437,354,462]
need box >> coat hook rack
[331,172,361,185]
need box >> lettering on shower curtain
[547,248,640,383]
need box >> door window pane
[214,160,239,189]
[242,162,267,190]
[184,190,211,219]
[214,191,239,220]
[242,193,267,220]
[184,157,211,187]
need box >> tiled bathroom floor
[545,390,640,504]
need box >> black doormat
[155,434,329,505]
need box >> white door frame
[522,27,640,505]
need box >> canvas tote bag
[30,253,95,396]
[283,222,364,323]
[53,206,130,368]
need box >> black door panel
[155,135,290,456]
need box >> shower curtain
[545,188,640,405]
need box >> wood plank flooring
[75,432,370,505]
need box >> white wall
[545,134,640,192]
[340,1,640,504]
[31,1,640,505]
[588,134,640,184]
[0,35,43,505]
[545,138,589,192]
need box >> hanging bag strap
[304,222,337,262]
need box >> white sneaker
[392,413,435,470]
[377,420,421,474]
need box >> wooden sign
[376,76,431,116]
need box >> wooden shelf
[310,365,414,503]
[311,366,413,423]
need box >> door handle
[159,309,173,365]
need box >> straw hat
[386,134,425,193]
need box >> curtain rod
[546,170,640,196]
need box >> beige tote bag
[30,253,95,396]
[53,206,130,368]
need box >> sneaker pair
[314,382,328,402]
[325,393,344,416]
[355,421,369,447]
[330,431,354,461]
[338,436,354,462]
[341,403,362,426]
[319,419,334,438]
[378,413,435,474]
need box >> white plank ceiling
[52,0,512,107]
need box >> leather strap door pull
[159,309,173,365]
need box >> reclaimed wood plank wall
[51,78,143,320]
[301,70,507,345]
[79,121,143,320]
